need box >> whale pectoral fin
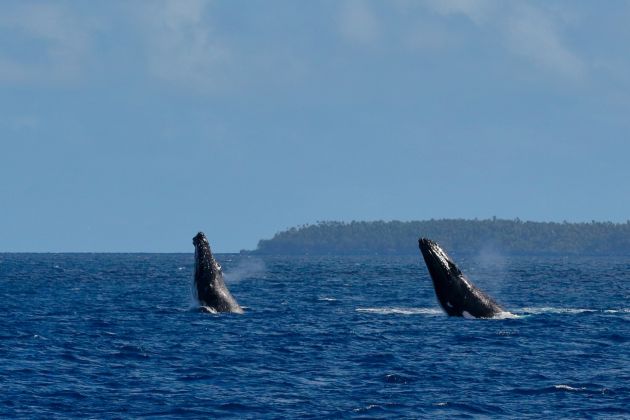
[462,311,475,319]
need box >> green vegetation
[251,218,630,256]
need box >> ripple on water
[0,254,629,418]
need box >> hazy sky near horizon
[2,0,630,252]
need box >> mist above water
[223,257,266,284]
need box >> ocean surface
[1,253,629,418]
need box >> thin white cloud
[421,0,586,80]
[133,1,317,94]
[337,1,585,79]
[136,0,231,92]
[423,0,498,25]
[0,2,89,85]
[0,57,30,84]
[338,0,380,45]
[404,19,458,51]
[502,4,585,80]
[0,114,39,132]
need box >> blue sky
[1,0,630,252]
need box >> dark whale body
[192,232,243,313]
[419,238,504,318]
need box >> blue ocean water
[1,253,628,418]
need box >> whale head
[192,231,221,293]
[418,238,462,281]
[193,232,219,266]
[418,238,466,315]
[193,231,210,249]
[419,238,504,318]
[191,231,243,313]
[193,232,217,270]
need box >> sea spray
[472,242,509,301]
[223,257,266,284]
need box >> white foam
[520,307,598,315]
[492,311,519,319]
[356,307,443,316]
[318,297,337,302]
[199,305,218,314]
[554,384,585,392]
[356,307,519,318]
[603,308,630,314]
[353,404,379,412]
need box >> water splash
[521,307,598,315]
[554,384,586,392]
[492,311,520,319]
[475,243,508,270]
[199,306,219,314]
[223,258,266,284]
[356,307,443,315]
[471,242,508,299]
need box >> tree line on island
[250,218,630,256]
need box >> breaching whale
[192,232,243,313]
[418,238,504,318]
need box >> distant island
[249,218,630,256]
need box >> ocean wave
[603,308,630,313]
[356,307,520,319]
[513,384,611,396]
[356,307,443,316]
[3,253,629,418]
[554,384,586,392]
[492,311,520,319]
[520,307,629,315]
